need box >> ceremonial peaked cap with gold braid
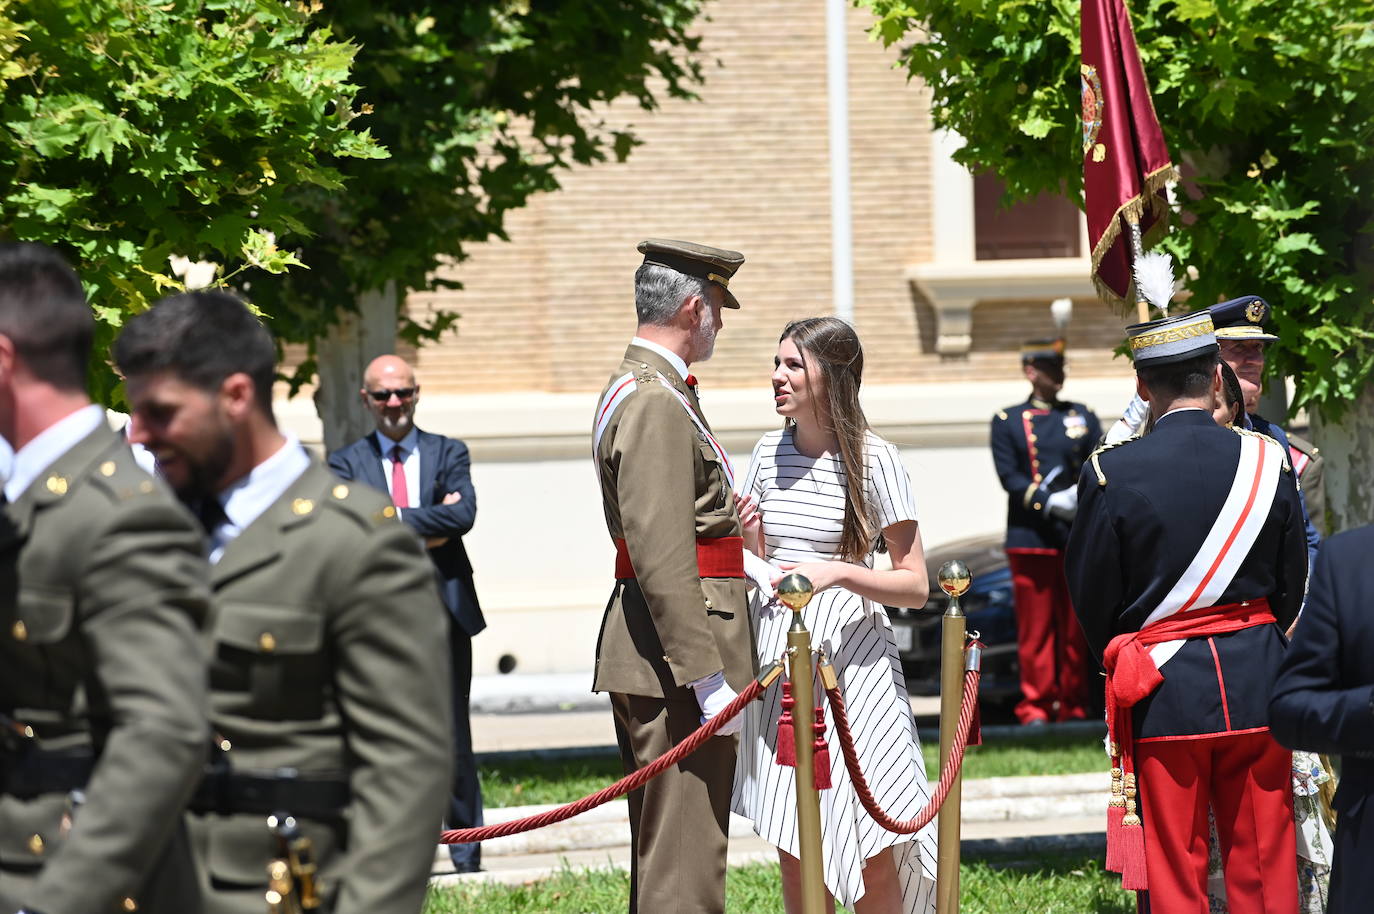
[1208,295,1278,343]
[1125,310,1218,368]
[638,238,745,309]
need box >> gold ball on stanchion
[776,573,815,610]
[937,559,972,598]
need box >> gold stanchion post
[936,559,972,914]
[777,572,827,914]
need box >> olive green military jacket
[592,344,755,699]
[1288,431,1325,537]
[188,458,452,914]
[0,425,211,914]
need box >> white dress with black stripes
[732,427,937,912]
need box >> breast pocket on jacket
[695,438,730,513]
[214,604,327,720]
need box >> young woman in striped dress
[732,317,937,914]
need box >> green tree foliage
[862,0,1374,419]
[253,0,711,391]
[0,0,385,400]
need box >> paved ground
[445,673,1108,887]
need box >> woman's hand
[771,561,851,596]
[735,493,761,536]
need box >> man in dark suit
[1271,528,1374,913]
[1066,309,1307,911]
[328,353,486,873]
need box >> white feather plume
[1050,298,1073,331]
[1133,251,1176,316]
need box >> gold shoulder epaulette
[634,364,657,384]
[1233,426,1292,472]
[1087,436,1139,487]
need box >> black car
[886,534,1022,710]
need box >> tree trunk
[313,282,398,453]
[1310,386,1374,534]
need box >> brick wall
[405,1,945,395]
[387,0,1133,397]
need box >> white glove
[1046,487,1078,522]
[689,670,743,736]
[1105,393,1149,444]
[743,550,781,595]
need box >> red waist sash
[1099,598,1276,891]
[1103,599,1276,718]
[613,536,745,580]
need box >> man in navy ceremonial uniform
[990,339,1101,724]
[1209,295,1322,561]
[1271,527,1374,914]
[1066,309,1307,912]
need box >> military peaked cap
[1020,338,1066,363]
[1126,309,1218,368]
[638,238,745,309]
[1209,295,1278,342]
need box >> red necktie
[390,445,409,508]
[686,374,698,388]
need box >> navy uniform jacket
[329,428,485,637]
[990,397,1101,550]
[1249,412,1321,566]
[1065,409,1307,740]
[1271,526,1374,812]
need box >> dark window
[973,173,1081,260]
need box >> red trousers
[1006,549,1090,723]
[1135,730,1297,914]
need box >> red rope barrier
[441,677,765,844]
[825,668,981,834]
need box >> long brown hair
[781,317,874,563]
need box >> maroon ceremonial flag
[1081,0,1176,309]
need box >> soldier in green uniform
[112,291,452,914]
[0,243,211,914]
[592,239,756,914]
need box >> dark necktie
[194,496,227,536]
[390,445,409,509]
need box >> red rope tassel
[1105,762,1126,872]
[812,706,831,790]
[1119,772,1148,891]
[776,681,796,767]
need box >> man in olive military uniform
[113,292,452,914]
[990,339,1101,724]
[0,243,211,914]
[1209,295,1324,556]
[592,239,756,914]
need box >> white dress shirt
[630,336,690,384]
[205,434,310,564]
[374,428,420,512]
[4,404,105,502]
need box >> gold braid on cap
[1128,316,1215,352]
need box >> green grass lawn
[425,854,1133,913]
[481,730,1105,808]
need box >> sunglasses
[366,387,417,403]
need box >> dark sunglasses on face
[366,387,417,402]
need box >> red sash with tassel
[1101,598,1277,891]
